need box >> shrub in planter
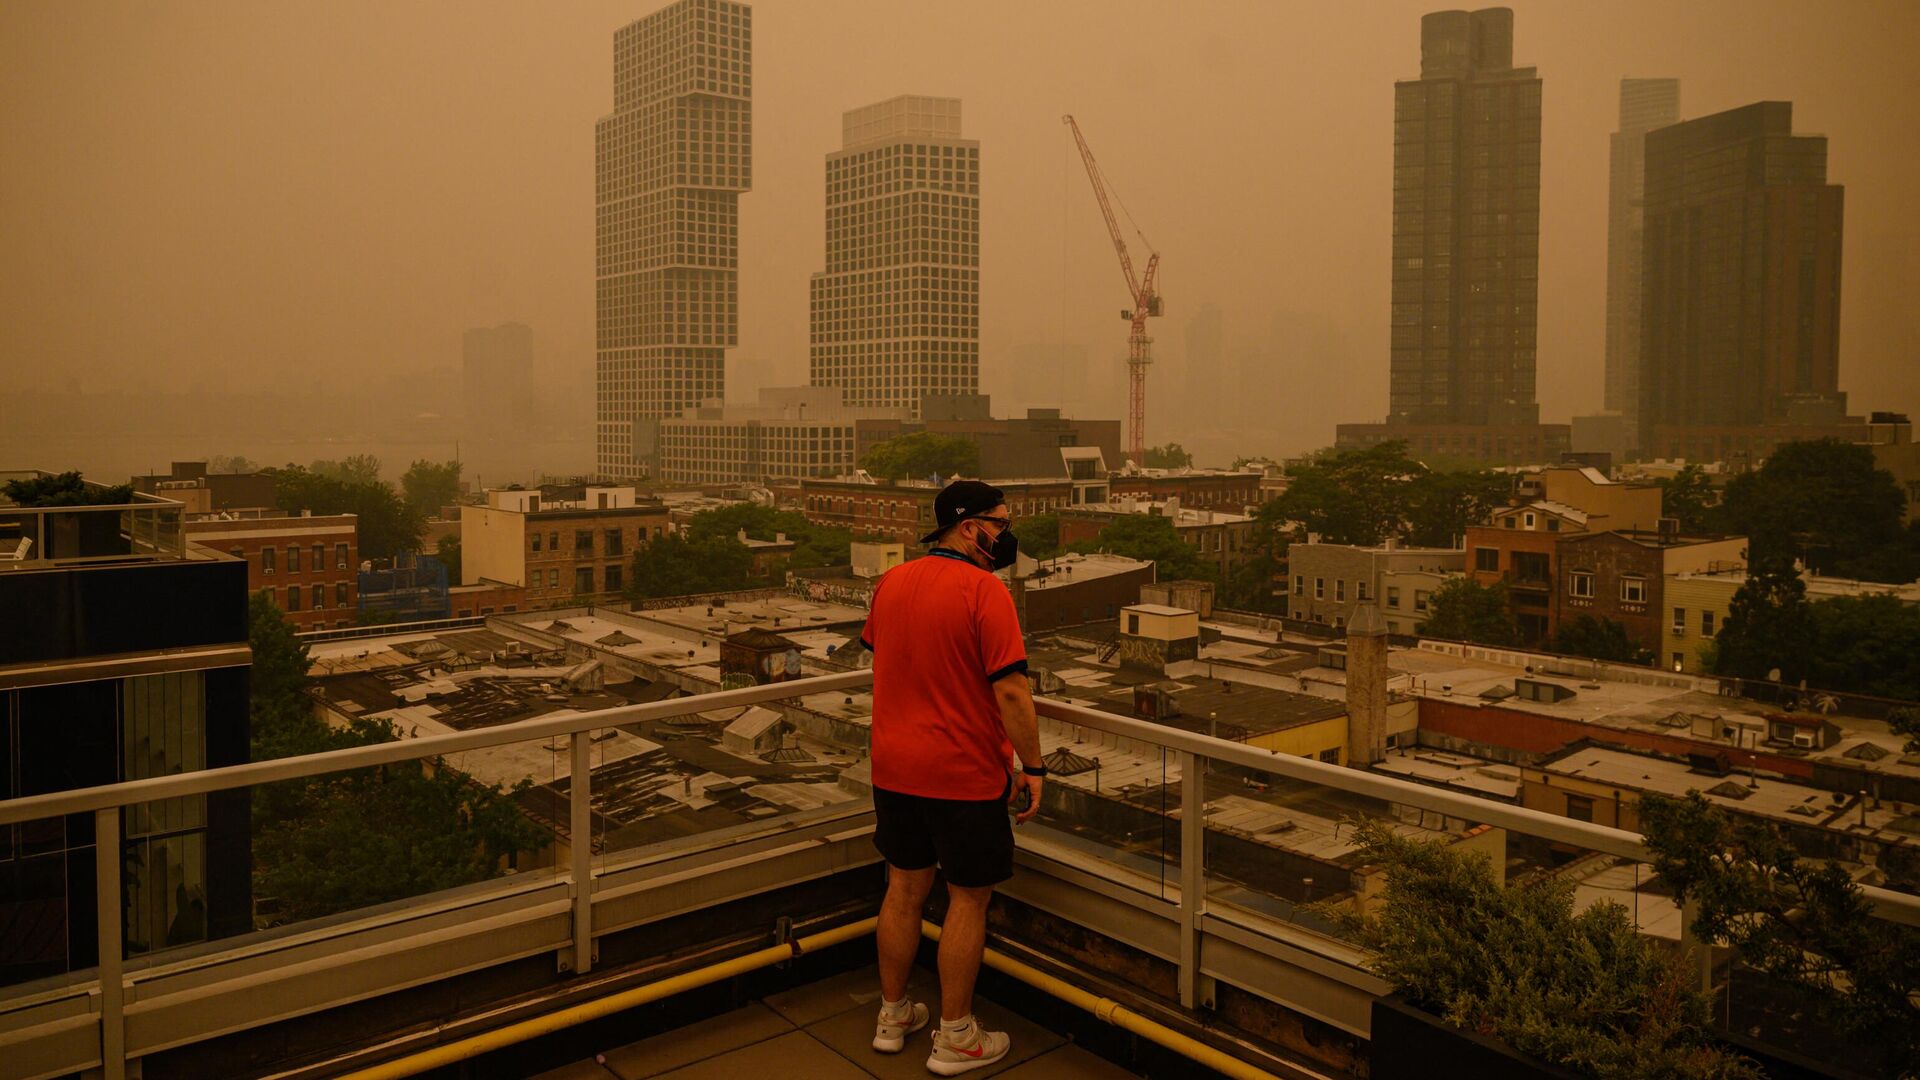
[1641,793,1920,1079]
[1341,820,1757,1080]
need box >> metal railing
[0,492,187,568]
[1,667,1916,1080]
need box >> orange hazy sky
[2,0,1916,455]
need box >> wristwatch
[1020,763,1049,777]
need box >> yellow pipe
[338,916,877,1080]
[921,919,1283,1080]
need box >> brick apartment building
[1010,553,1155,633]
[132,460,277,515]
[799,477,1075,545]
[461,485,671,609]
[1465,501,1590,644]
[184,512,359,631]
[1107,468,1260,510]
[1553,529,1746,660]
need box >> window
[335,542,348,569]
[1387,586,1401,607]
[531,532,542,552]
[1414,589,1431,612]
[312,544,324,571]
[335,582,349,607]
[1314,577,1325,600]
[575,529,594,553]
[261,547,276,574]
[1318,747,1340,763]
[1702,610,1715,636]
[286,586,301,611]
[548,532,559,551]
[1474,547,1499,571]
[604,564,623,593]
[311,585,325,609]
[1672,607,1687,633]
[1523,512,1536,529]
[287,545,301,573]
[1357,581,1370,601]
[1292,575,1304,596]
[548,569,560,588]
[1335,579,1346,602]
[1547,518,1560,532]
[575,566,594,593]
[1503,518,1515,529]
[1568,571,1594,598]
[1620,576,1647,603]
[1127,613,1140,634]
[1564,794,1594,822]
[605,528,624,557]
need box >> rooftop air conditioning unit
[1791,731,1816,749]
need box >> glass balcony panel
[1023,716,1175,903]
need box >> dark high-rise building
[1388,7,1541,427]
[1638,102,1845,454]
[1603,79,1680,437]
[463,322,533,445]
[595,0,752,480]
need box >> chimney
[1344,602,1390,767]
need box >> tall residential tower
[1602,79,1680,439]
[809,96,979,419]
[595,0,751,480]
[1638,102,1847,459]
[1388,7,1542,428]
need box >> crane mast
[1063,114,1161,465]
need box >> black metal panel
[0,558,248,665]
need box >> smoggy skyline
[3,0,1917,460]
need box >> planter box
[1370,995,1581,1080]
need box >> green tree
[434,534,462,586]
[400,459,463,518]
[1342,819,1755,1080]
[1642,793,1920,1077]
[1716,439,1908,580]
[1656,464,1715,535]
[858,432,980,481]
[1141,443,1193,468]
[247,594,546,922]
[1890,705,1920,753]
[309,454,384,486]
[207,455,259,475]
[1800,593,1920,701]
[1418,577,1518,646]
[268,464,424,559]
[1013,512,1061,560]
[1548,614,1643,664]
[1066,513,1217,583]
[1274,441,1425,545]
[1404,469,1513,549]
[683,503,851,572]
[1710,560,1816,684]
[625,531,752,600]
[2,470,133,506]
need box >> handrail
[0,669,873,826]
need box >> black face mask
[981,527,1018,571]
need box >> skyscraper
[1603,79,1680,438]
[1638,102,1845,456]
[1387,7,1542,427]
[595,0,752,480]
[809,95,979,419]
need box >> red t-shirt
[860,550,1028,800]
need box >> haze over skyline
[4,0,1917,461]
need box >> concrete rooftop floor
[531,964,1140,1080]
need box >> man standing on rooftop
[858,479,1046,1074]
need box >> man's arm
[994,674,1043,824]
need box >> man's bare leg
[878,864,937,1002]
[938,883,993,1021]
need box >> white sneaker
[925,1019,1010,1075]
[872,997,930,1053]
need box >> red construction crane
[1063,114,1162,465]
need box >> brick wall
[186,515,359,631]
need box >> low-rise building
[1664,565,1920,675]
[1107,467,1260,510]
[1465,502,1590,644]
[853,401,1123,485]
[798,476,1078,545]
[1521,464,1662,533]
[1058,497,1256,575]
[185,511,360,631]
[1010,552,1156,633]
[460,485,670,609]
[657,387,911,486]
[1287,541,1466,634]
[131,460,277,514]
[1554,529,1746,662]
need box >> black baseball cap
[919,479,1005,545]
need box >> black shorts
[871,780,1014,888]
